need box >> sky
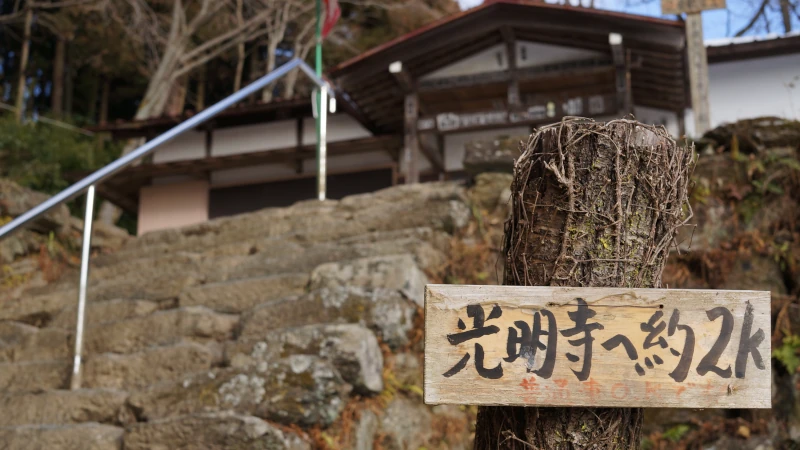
[456,0,799,40]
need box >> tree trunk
[14,7,33,122]
[195,66,206,111]
[86,76,99,122]
[99,78,110,126]
[165,76,187,116]
[248,41,261,103]
[261,39,279,102]
[51,36,65,118]
[284,41,313,99]
[97,38,186,226]
[779,0,792,32]
[64,41,73,117]
[474,119,695,449]
[233,0,245,92]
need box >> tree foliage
[0,116,120,194]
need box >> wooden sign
[661,0,725,14]
[424,285,771,409]
[417,93,617,134]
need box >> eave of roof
[330,0,684,76]
[90,97,312,136]
[706,32,800,63]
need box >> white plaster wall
[707,53,800,128]
[516,41,603,68]
[152,131,205,164]
[423,44,507,80]
[301,114,372,145]
[138,180,209,235]
[423,41,604,81]
[212,120,297,156]
[443,127,531,172]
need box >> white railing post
[70,184,95,390]
[318,85,328,201]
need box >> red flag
[322,0,341,38]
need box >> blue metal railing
[0,57,331,389]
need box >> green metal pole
[315,0,325,200]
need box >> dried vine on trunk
[474,118,695,449]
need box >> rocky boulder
[240,287,417,349]
[310,254,427,306]
[226,324,383,394]
[129,356,348,427]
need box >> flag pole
[315,0,327,201]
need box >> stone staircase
[0,182,475,449]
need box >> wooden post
[501,27,521,109]
[661,0,723,136]
[610,33,632,115]
[295,116,304,174]
[473,118,695,448]
[404,93,420,184]
[685,13,710,136]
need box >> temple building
[94,0,696,235]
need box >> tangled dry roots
[475,118,695,450]
[504,117,695,289]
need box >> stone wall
[0,181,475,449]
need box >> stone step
[90,252,203,282]
[129,356,348,427]
[123,412,310,450]
[0,389,130,427]
[0,325,71,363]
[83,342,218,390]
[0,321,38,346]
[309,254,427,306]
[0,306,236,362]
[0,359,70,393]
[84,306,238,355]
[178,274,308,314]
[0,423,123,450]
[88,271,204,303]
[49,299,161,329]
[221,235,443,285]
[240,287,417,349]
[115,182,466,259]
[0,290,76,326]
[225,323,383,394]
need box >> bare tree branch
[735,0,769,36]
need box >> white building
[95,1,800,235]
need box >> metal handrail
[0,57,328,240]
[0,57,330,389]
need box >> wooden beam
[418,93,618,135]
[334,89,381,135]
[420,134,445,174]
[390,61,415,94]
[295,117,304,174]
[610,33,633,115]
[404,93,420,184]
[685,13,710,135]
[418,60,614,92]
[501,27,520,109]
